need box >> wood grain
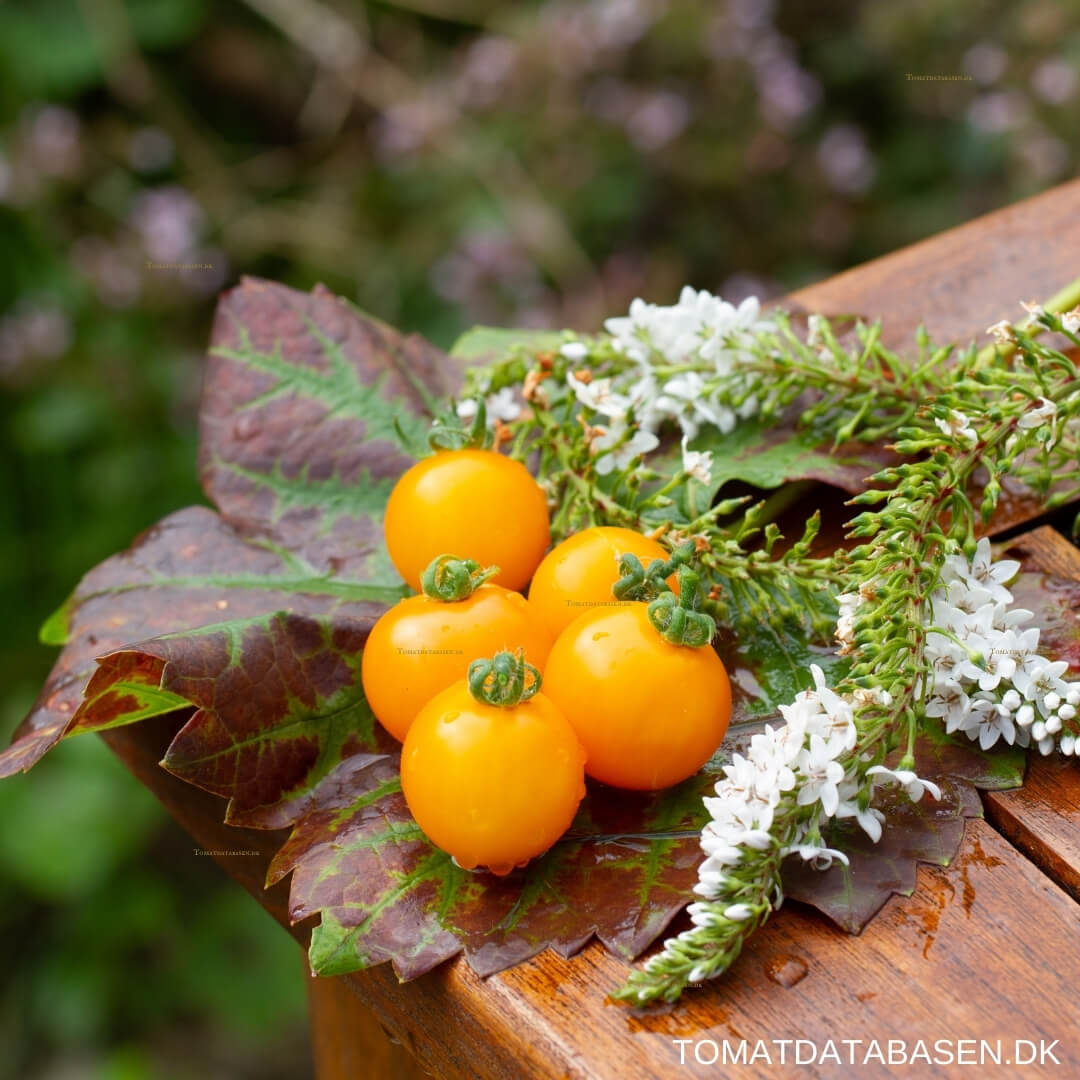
[306,965,433,1080]
[789,178,1080,350]
[982,527,1080,901]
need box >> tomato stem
[647,566,716,647]
[468,650,542,706]
[612,540,695,601]
[428,398,492,451]
[420,554,499,601]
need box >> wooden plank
[983,526,1080,901]
[790,178,1080,350]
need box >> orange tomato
[542,603,731,790]
[401,681,586,874]
[362,586,552,742]
[385,449,550,592]
[527,526,676,638]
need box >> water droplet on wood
[764,953,808,987]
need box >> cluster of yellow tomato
[361,447,732,875]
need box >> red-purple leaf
[200,279,463,579]
[0,507,404,779]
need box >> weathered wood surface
[306,965,432,1080]
[790,177,1080,350]
[97,182,1080,1078]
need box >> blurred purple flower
[24,104,82,178]
[963,42,1007,86]
[456,37,520,109]
[968,90,1030,133]
[131,186,205,263]
[817,124,876,195]
[756,54,822,128]
[72,237,142,309]
[626,90,689,151]
[0,303,72,378]
[1031,59,1076,105]
[374,98,453,159]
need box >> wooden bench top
[102,179,1080,1079]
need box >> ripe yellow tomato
[542,604,731,790]
[401,682,586,874]
[385,449,550,592]
[527,526,677,638]
[362,587,552,742]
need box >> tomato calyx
[467,650,542,707]
[647,566,716,647]
[613,539,694,601]
[419,553,500,602]
[427,397,492,451]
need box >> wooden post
[306,961,433,1080]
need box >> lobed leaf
[201,279,464,580]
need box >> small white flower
[925,680,971,733]
[590,419,659,474]
[456,388,521,424]
[835,592,859,654]
[1013,656,1070,716]
[680,434,713,484]
[723,903,753,921]
[986,319,1013,345]
[967,538,1020,598]
[1062,307,1080,335]
[795,735,845,816]
[834,783,885,842]
[866,766,943,803]
[784,842,850,868]
[962,694,1016,749]
[565,372,630,420]
[934,409,978,446]
[559,341,588,361]
[1017,396,1057,430]
[1001,689,1022,711]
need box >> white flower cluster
[561,287,773,477]
[688,665,938,925]
[918,538,1080,754]
[456,387,521,426]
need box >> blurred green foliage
[1,0,1078,1074]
